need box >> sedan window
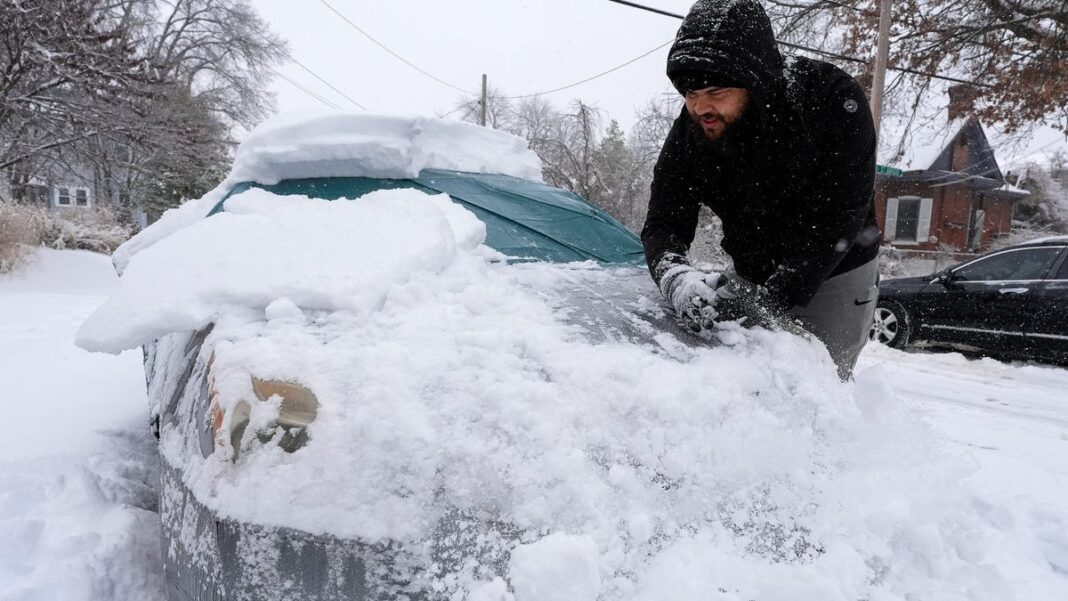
[954,247,1062,282]
[1055,253,1068,280]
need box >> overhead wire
[159,0,369,110]
[503,39,675,99]
[604,0,994,89]
[273,70,342,110]
[315,0,476,95]
[283,53,369,111]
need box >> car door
[1025,247,1068,362]
[914,246,1064,356]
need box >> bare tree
[0,0,153,172]
[1,0,287,217]
[141,0,287,127]
[631,95,682,173]
[764,0,1068,132]
[446,93,671,232]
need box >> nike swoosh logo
[854,299,874,306]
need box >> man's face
[684,87,749,141]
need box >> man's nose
[693,95,716,115]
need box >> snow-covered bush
[0,204,134,272]
[1008,158,1068,233]
[40,207,135,255]
[0,203,45,272]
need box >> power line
[159,0,368,110]
[273,70,342,110]
[809,0,864,12]
[315,0,475,95]
[604,0,686,19]
[604,0,993,89]
[503,39,675,99]
[247,25,369,111]
[284,53,369,111]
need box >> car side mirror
[938,271,960,286]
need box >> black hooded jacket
[642,0,880,309]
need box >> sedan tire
[870,301,911,349]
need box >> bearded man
[642,0,882,379]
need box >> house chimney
[947,84,978,121]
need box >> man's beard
[687,105,760,158]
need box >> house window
[56,187,71,206]
[54,186,91,208]
[884,196,933,244]
[1055,254,1068,280]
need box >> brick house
[874,117,1029,252]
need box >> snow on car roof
[111,112,543,273]
[1016,234,1068,245]
[229,112,543,185]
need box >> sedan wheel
[870,303,909,348]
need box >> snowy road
[0,249,163,601]
[858,344,1068,510]
[1,249,1066,598]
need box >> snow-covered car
[870,237,1068,364]
[76,115,1066,601]
[78,114,694,600]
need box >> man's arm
[641,111,703,288]
[764,72,877,309]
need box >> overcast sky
[255,0,692,127]
[254,0,1065,163]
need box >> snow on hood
[152,252,1066,600]
[111,112,541,273]
[77,188,486,353]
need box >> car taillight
[209,373,319,459]
[251,377,319,453]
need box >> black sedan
[870,237,1068,364]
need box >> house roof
[878,116,968,172]
[877,116,1030,199]
[877,86,1067,185]
[881,117,1003,178]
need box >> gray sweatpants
[787,259,879,380]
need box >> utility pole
[870,0,893,143]
[480,74,488,127]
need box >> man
[642,0,881,379]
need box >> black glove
[710,275,788,330]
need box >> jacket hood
[667,0,785,94]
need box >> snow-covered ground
[0,249,163,601]
[3,247,1067,599]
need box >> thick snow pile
[111,112,541,273]
[78,188,486,353]
[81,189,1068,598]
[229,112,543,185]
[0,249,162,601]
